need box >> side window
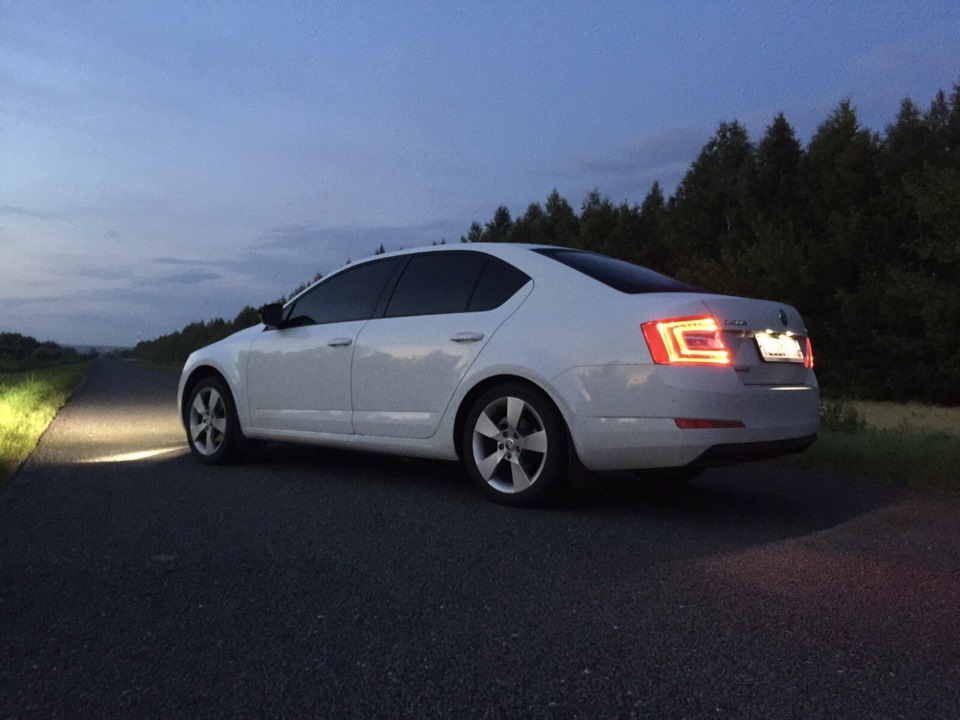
[468,258,530,311]
[285,258,399,326]
[385,253,488,318]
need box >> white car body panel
[245,320,365,434]
[178,243,819,476]
[351,283,531,439]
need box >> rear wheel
[186,377,244,464]
[462,383,566,506]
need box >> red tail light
[804,337,814,369]
[641,315,732,366]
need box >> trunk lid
[700,295,812,386]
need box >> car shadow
[233,442,904,546]
[566,463,905,538]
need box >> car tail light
[641,315,732,365]
[804,337,814,369]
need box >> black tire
[462,382,567,507]
[185,376,245,465]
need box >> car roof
[322,242,560,277]
[365,242,553,259]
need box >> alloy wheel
[189,386,227,456]
[471,395,549,494]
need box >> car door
[351,252,531,439]
[245,257,400,435]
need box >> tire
[462,382,567,507]
[185,376,245,465]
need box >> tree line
[135,82,960,404]
[129,306,261,367]
[463,85,960,404]
[128,272,331,366]
[0,333,94,371]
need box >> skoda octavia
[178,244,819,505]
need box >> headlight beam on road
[79,446,188,464]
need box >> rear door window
[385,253,486,317]
[384,252,531,317]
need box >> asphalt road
[1,359,958,718]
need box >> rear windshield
[533,248,705,294]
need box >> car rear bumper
[688,433,817,467]
[551,364,820,471]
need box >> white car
[178,244,818,505]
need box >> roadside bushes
[0,333,93,371]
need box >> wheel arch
[452,373,574,463]
[180,365,230,427]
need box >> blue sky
[2,1,958,347]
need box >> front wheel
[185,376,244,465]
[462,383,567,507]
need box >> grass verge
[0,362,93,483]
[782,399,960,491]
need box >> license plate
[755,332,804,363]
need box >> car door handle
[450,332,484,343]
[327,337,353,347]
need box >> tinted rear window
[384,252,531,317]
[385,252,487,317]
[534,248,703,294]
[469,258,530,311]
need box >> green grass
[0,362,92,482]
[782,398,960,491]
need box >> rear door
[351,251,531,439]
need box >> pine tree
[634,182,668,271]
[510,202,551,245]
[667,120,756,265]
[754,113,803,227]
[544,190,579,247]
[578,189,618,254]
[483,206,513,243]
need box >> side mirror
[258,302,284,329]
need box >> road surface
[1,359,958,718]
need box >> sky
[2,1,959,347]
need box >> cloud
[9,217,476,346]
[576,126,707,177]
[47,263,132,283]
[567,125,710,197]
[244,218,470,280]
[140,270,221,287]
[837,40,960,132]
[267,220,465,251]
[0,205,61,220]
[844,43,931,89]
